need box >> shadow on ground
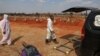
[12,36,23,45]
[59,34,82,56]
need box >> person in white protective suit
[0,14,11,45]
[45,15,58,44]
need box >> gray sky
[0,0,100,13]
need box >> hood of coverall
[94,15,100,26]
[47,18,51,21]
[47,18,50,20]
[3,14,8,20]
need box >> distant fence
[0,14,85,23]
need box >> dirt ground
[0,19,85,56]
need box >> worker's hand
[51,31,55,34]
[3,31,6,34]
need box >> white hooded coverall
[0,14,11,45]
[46,18,56,39]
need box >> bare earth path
[0,19,84,56]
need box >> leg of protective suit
[51,33,56,39]
[6,33,11,45]
[7,38,11,45]
[46,31,51,39]
[0,33,11,45]
[0,35,7,45]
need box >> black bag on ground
[21,43,41,56]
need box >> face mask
[94,15,100,27]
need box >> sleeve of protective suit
[5,21,10,34]
[3,22,6,34]
[7,21,10,32]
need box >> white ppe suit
[46,18,56,39]
[0,14,11,45]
